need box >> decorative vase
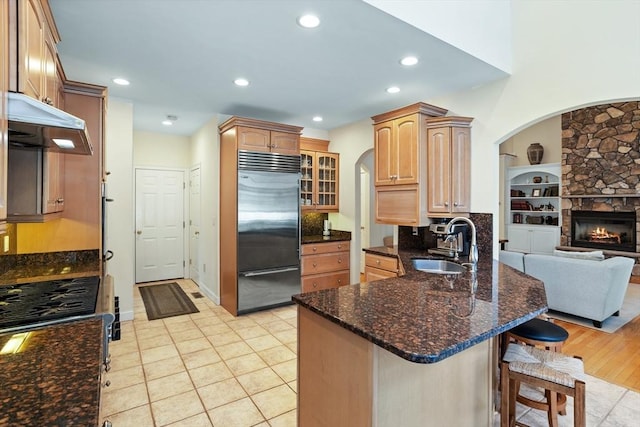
[527,143,544,165]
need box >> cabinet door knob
[337,279,342,285]
[338,258,342,264]
[444,202,449,207]
[313,282,317,288]
[312,247,317,252]
[312,262,317,268]
[136,230,142,235]
[376,260,380,265]
[454,202,458,207]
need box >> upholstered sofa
[499,250,634,327]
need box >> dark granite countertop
[0,250,101,285]
[0,318,103,426]
[302,230,352,244]
[293,250,547,364]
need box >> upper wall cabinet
[372,103,473,226]
[232,120,300,156]
[300,137,339,213]
[425,117,473,218]
[9,0,62,107]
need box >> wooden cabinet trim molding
[218,116,303,135]
[424,116,473,128]
[300,136,329,152]
[371,102,448,124]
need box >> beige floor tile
[268,409,297,427]
[176,337,212,355]
[271,307,297,320]
[151,389,205,426]
[262,320,294,334]
[251,383,296,420]
[141,343,179,364]
[193,315,224,328]
[225,353,268,376]
[271,359,297,383]
[101,404,154,427]
[284,318,297,327]
[207,330,243,347]
[257,345,296,366]
[134,322,168,339]
[207,397,265,427]
[272,329,297,345]
[244,334,282,352]
[101,383,149,417]
[247,311,282,325]
[189,361,234,388]
[170,327,205,342]
[109,350,141,372]
[134,318,165,331]
[165,319,198,333]
[287,380,297,393]
[197,377,247,409]
[285,341,297,354]
[104,365,145,391]
[166,412,213,427]
[226,317,258,331]
[215,341,254,360]
[147,371,194,402]
[144,355,185,381]
[200,323,233,337]
[137,332,174,350]
[109,339,139,356]
[181,347,221,370]
[235,325,269,340]
[236,367,285,395]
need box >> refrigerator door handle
[241,267,300,277]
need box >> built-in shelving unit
[506,163,561,254]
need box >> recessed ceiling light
[386,86,400,94]
[312,116,323,122]
[234,78,250,87]
[162,115,177,126]
[400,56,418,66]
[298,14,320,28]
[112,77,130,86]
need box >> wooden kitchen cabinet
[236,124,300,155]
[425,117,473,217]
[364,252,399,281]
[301,241,350,292]
[1,0,8,231]
[300,150,339,212]
[43,150,64,213]
[9,0,62,107]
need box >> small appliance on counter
[323,220,331,237]
[427,222,471,258]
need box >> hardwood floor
[558,284,640,392]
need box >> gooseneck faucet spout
[445,217,478,271]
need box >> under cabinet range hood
[7,92,93,155]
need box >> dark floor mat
[138,282,199,320]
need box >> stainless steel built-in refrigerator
[236,151,301,314]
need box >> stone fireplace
[561,101,640,255]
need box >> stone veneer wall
[561,101,640,251]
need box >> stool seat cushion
[504,343,585,388]
[510,318,569,342]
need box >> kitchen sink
[411,258,467,275]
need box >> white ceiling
[49,0,508,136]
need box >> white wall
[105,98,135,321]
[189,116,220,303]
[133,131,191,168]
[364,0,512,73]
[500,116,562,166]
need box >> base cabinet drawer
[301,241,350,255]
[364,266,398,282]
[365,253,399,272]
[301,252,350,276]
[302,271,350,292]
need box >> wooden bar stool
[501,318,570,414]
[501,343,586,427]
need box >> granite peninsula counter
[292,253,547,427]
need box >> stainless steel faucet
[445,217,478,271]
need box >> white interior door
[135,168,185,283]
[189,166,201,285]
[360,166,370,274]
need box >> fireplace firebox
[571,210,636,252]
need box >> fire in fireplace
[571,210,636,252]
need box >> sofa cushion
[499,250,525,272]
[553,249,605,260]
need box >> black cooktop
[0,276,100,330]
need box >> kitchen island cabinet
[293,256,547,426]
[301,240,350,292]
[0,318,105,427]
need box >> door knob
[136,230,142,235]
[195,231,200,235]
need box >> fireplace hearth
[571,210,636,252]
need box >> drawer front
[301,252,350,275]
[301,271,350,293]
[301,241,350,256]
[364,266,398,281]
[365,253,398,272]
